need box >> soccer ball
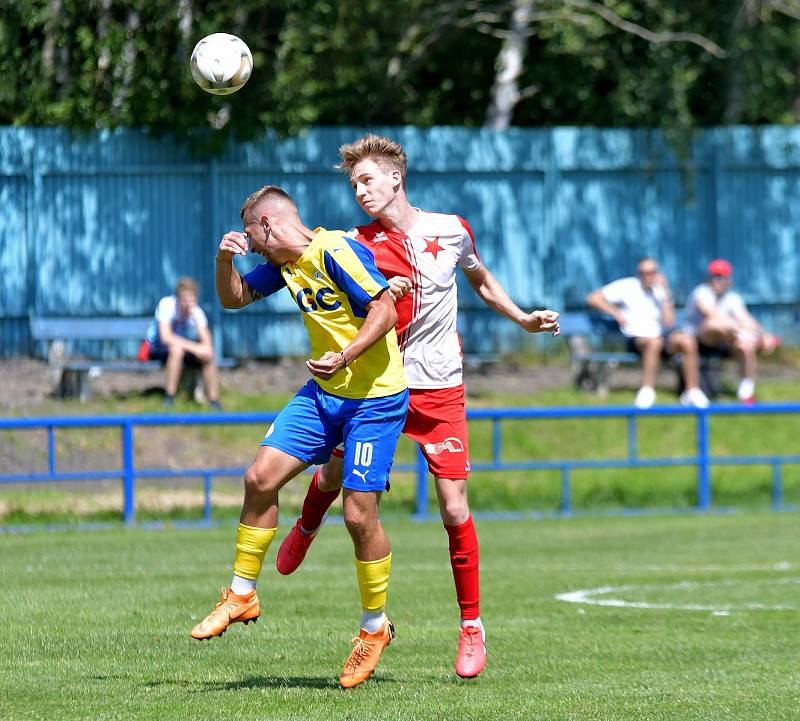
[190,33,252,95]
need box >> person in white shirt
[586,257,709,409]
[143,276,221,408]
[684,258,779,403]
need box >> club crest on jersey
[422,236,443,259]
[423,437,465,455]
[314,271,324,281]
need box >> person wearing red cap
[586,257,709,408]
[684,259,779,403]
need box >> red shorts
[404,385,470,480]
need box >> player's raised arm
[215,231,252,308]
[306,290,398,380]
[463,264,560,335]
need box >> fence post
[492,418,502,463]
[771,462,783,510]
[414,446,428,519]
[696,410,711,510]
[560,466,572,514]
[627,415,637,460]
[203,472,213,526]
[47,425,56,475]
[121,421,136,526]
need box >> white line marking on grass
[556,578,799,612]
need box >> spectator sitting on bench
[684,258,779,404]
[586,257,709,409]
[142,277,222,409]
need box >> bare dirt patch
[0,356,578,411]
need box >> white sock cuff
[230,574,257,595]
[360,610,386,633]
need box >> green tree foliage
[1,0,799,146]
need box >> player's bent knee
[243,466,280,496]
[440,499,470,526]
[343,510,377,541]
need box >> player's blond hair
[240,185,296,219]
[338,134,407,186]
[176,276,198,295]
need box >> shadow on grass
[92,675,347,692]
[198,675,363,690]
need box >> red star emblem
[422,236,443,259]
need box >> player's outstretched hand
[521,309,560,336]
[387,276,412,302]
[217,231,248,260]
[306,351,347,381]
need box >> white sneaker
[737,378,755,401]
[634,386,656,408]
[679,387,710,408]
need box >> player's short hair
[338,134,407,186]
[240,185,296,219]
[176,276,198,295]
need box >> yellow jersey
[243,228,407,399]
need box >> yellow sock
[355,553,392,612]
[233,523,276,580]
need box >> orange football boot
[339,619,395,688]
[190,587,260,639]
[455,624,486,678]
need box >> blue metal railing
[0,404,797,526]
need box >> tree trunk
[723,1,757,124]
[112,10,141,115]
[41,0,63,83]
[485,0,534,129]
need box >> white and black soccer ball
[190,33,253,95]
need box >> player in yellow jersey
[191,185,409,688]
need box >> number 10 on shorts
[354,441,373,467]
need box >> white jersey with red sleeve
[352,209,481,389]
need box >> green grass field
[2,512,798,721]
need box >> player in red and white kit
[275,134,560,678]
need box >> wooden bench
[30,316,237,400]
[558,311,640,395]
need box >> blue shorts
[261,380,409,492]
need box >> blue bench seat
[30,316,236,400]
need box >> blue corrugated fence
[1,125,799,358]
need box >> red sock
[299,469,341,532]
[444,515,480,620]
